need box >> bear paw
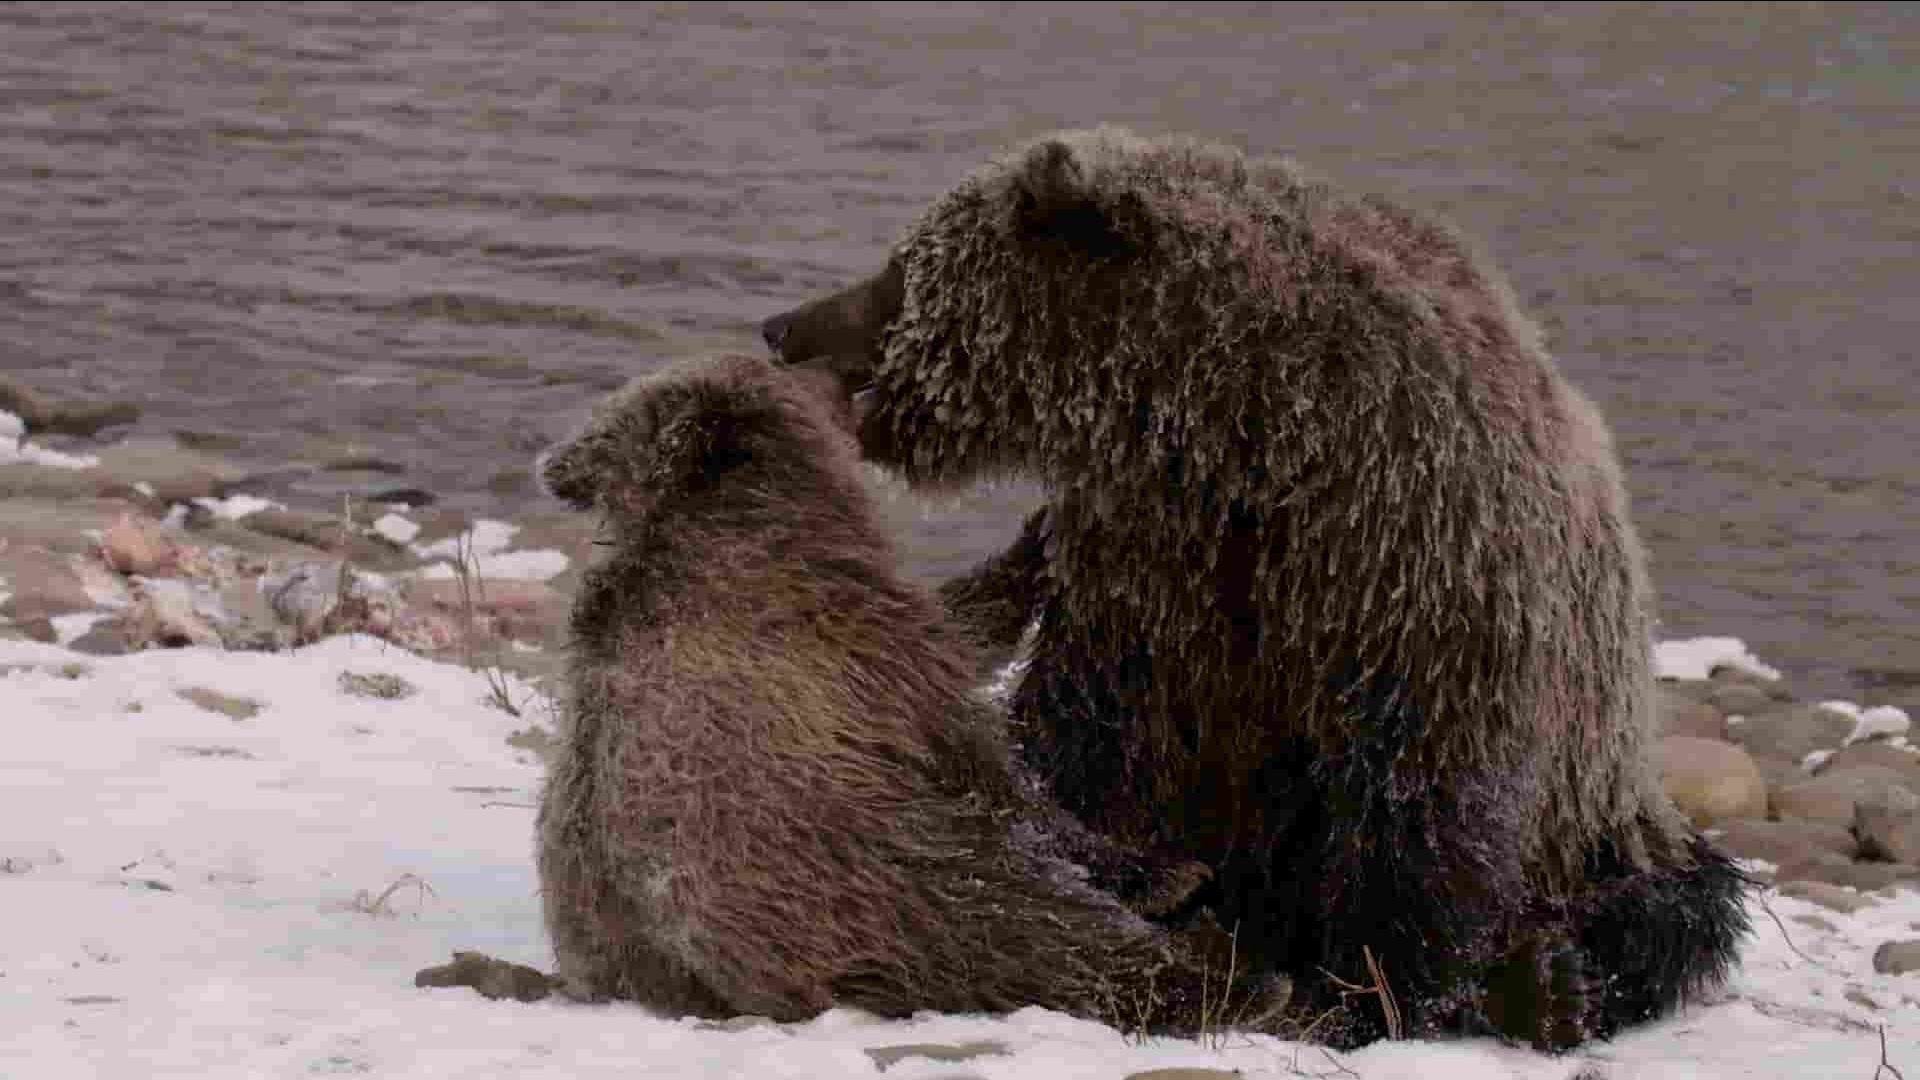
[1480,930,1595,1052]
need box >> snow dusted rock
[1772,767,1917,826]
[101,513,178,576]
[1723,704,1859,767]
[1654,736,1768,824]
[1773,880,1878,915]
[1817,740,1920,786]
[372,512,420,546]
[866,1042,1010,1071]
[1872,939,1920,976]
[1854,785,1920,864]
[125,578,221,649]
[1851,706,1912,744]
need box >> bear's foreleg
[938,507,1053,668]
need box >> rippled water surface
[3,3,1916,701]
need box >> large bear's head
[761,127,1303,492]
[538,353,860,526]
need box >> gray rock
[126,579,221,649]
[1654,736,1767,825]
[0,498,145,555]
[68,618,137,656]
[866,1042,1008,1071]
[1711,683,1786,720]
[1723,704,1859,765]
[1846,988,1884,1011]
[101,513,179,576]
[1775,879,1878,914]
[1774,853,1920,893]
[1872,940,1920,976]
[0,547,99,625]
[1713,817,1860,866]
[263,561,349,641]
[1854,786,1920,864]
[1773,767,1916,826]
[1818,741,1920,789]
[1656,685,1725,739]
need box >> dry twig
[1876,1024,1907,1080]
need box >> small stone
[177,687,261,721]
[242,509,349,553]
[1872,939,1920,976]
[1773,768,1917,826]
[413,951,555,1003]
[1654,736,1767,824]
[174,745,256,760]
[372,512,420,545]
[338,671,416,701]
[1712,817,1860,865]
[101,514,178,576]
[1854,786,1920,864]
[1794,914,1839,933]
[506,726,553,758]
[1724,705,1860,765]
[1775,879,1878,914]
[1845,988,1882,1010]
[866,1042,1009,1071]
[695,1015,777,1032]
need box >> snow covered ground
[1,634,1913,1079]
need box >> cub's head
[537,353,860,523]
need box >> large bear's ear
[1008,137,1136,256]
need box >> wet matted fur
[534,352,1267,1032]
[762,127,1752,1049]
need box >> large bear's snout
[761,312,793,357]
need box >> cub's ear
[536,380,711,515]
[1008,136,1139,256]
[536,431,611,512]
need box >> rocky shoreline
[4,379,1919,997]
[1,378,593,702]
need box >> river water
[2,3,1915,704]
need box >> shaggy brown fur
[763,127,1751,1049]
[534,352,1267,1032]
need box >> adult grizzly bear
[762,127,1750,1049]
[534,352,1268,1033]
